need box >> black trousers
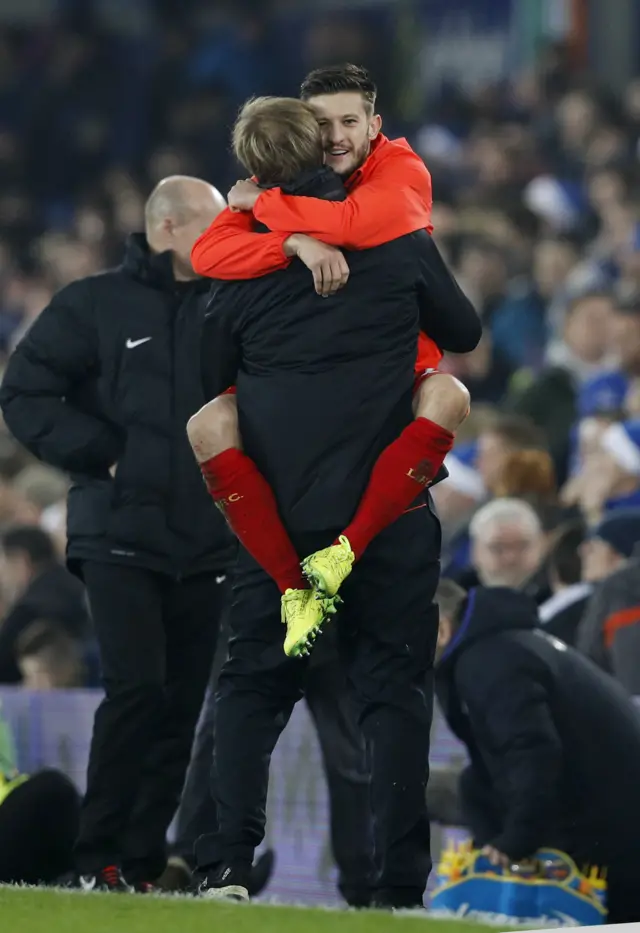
[74,561,227,880]
[196,506,440,907]
[176,623,374,905]
[304,641,375,906]
[172,619,230,869]
[0,770,80,884]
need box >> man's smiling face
[306,91,381,178]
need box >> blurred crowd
[0,7,639,696]
[0,0,401,332]
[424,42,640,696]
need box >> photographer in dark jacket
[435,580,640,924]
[0,525,89,683]
[0,176,235,891]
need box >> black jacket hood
[122,233,210,294]
[438,586,539,669]
[253,167,347,235]
[284,167,346,201]
[260,166,347,202]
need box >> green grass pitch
[0,885,497,933]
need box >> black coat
[436,586,640,878]
[201,168,480,539]
[0,236,235,577]
[538,584,592,647]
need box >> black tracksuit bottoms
[195,505,440,908]
[176,618,374,906]
[73,561,228,881]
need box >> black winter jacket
[436,586,640,878]
[0,235,234,577]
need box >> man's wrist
[283,234,301,258]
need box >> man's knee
[103,680,165,706]
[187,394,241,462]
[414,373,470,432]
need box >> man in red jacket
[189,68,476,654]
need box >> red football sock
[199,448,307,593]
[341,417,454,559]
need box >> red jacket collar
[345,134,415,190]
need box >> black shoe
[198,863,250,902]
[341,887,373,909]
[78,865,132,893]
[372,887,424,910]
[247,849,275,898]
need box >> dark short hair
[536,232,582,256]
[505,204,541,240]
[16,619,73,659]
[460,236,506,260]
[300,63,377,112]
[1,526,55,566]
[486,413,546,451]
[614,290,640,317]
[586,164,629,186]
[435,578,468,628]
[565,288,615,316]
[548,522,586,586]
[15,619,84,687]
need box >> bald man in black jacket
[0,176,234,891]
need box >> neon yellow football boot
[282,588,337,658]
[301,535,355,598]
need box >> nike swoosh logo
[126,337,152,349]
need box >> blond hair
[232,97,323,185]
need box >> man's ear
[369,114,382,140]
